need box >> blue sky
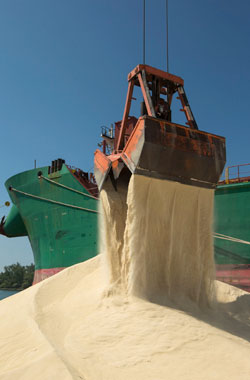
[0,0,250,270]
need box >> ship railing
[223,163,250,184]
[101,125,114,139]
[66,165,99,198]
[67,166,96,184]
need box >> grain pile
[1,174,250,380]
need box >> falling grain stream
[100,174,215,306]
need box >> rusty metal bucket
[94,65,226,191]
[95,116,226,190]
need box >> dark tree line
[0,263,35,290]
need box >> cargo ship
[0,159,99,284]
[0,61,249,293]
[2,158,250,292]
[214,164,250,292]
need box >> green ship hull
[2,160,250,291]
[1,160,99,283]
[214,180,250,291]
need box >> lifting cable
[166,0,169,72]
[10,187,99,214]
[39,175,98,200]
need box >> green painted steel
[214,182,250,265]
[4,164,98,270]
[3,204,28,237]
[5,162,249,273]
